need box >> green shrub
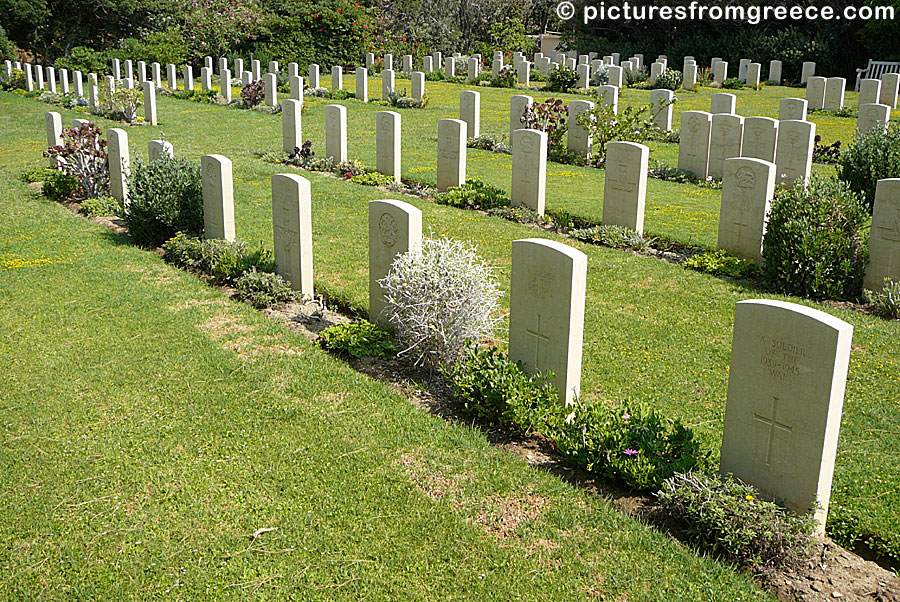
[124,156,204,248]
[80,196,121,217]
[657,471,815,567]
[649,162,721,187]
[570,224,652,252]
[721,77,745,89]
[650,68,682,90]
[445,345,559,433]
[317,321,397,359]
[233,268,299,308]
[838,122,900,211]
[434,179,510,210]
[349,172,395,187]
[867,278,900,319]
[487,205,541,224]
[489,65,517,88]
[554,400,708,491]
[683,250,758,279]
[576,99,667,160]
[20,167,56,183]
[1,68,26,91]
[161,233,274,285]
[545,66,578,92]
[762,176,869,300]
[54,46,111,75]
[467,134,510,154]
[41,171,79,201]
[424,71,444,81]
[0,25,16,62]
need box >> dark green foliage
[520,97,568,151]
[489,65,516,88]
[233,268,299,308]
[838,122,900,210]
[487,205,541,224]
[683,250,759,279]
[570,224,652,251]
[123,156,204,248]
[424,70,444,81]
[41,170,78,200]
[317,321,397,359]
[19,167,56,183]
[161,233,274,285]
[467,134,510,153]
[349,172,395,187]
[555,400,709,491]
[720,77,745,90]
[445,345,559,433]
[79,196,121,217]
[651,68,682,90]
[649,162,721,187]
[54,46,113,75]
[434,179,510,210]
[762,176,869,300]
[545,66,578,92]
[658,471,815,567]
[0,25,17,60]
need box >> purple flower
[622,413,630,421]
[623,448,638,456]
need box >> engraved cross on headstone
[526,314,551,371]
[754,396,793,466]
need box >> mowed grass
[0,174,777,599]
[2,76,899,564]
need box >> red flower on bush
[337,8,341,12]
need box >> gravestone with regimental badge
[806,76,826,110]
[511,128,548,215]
[720,299,853,535]
[857,103,891,135]
[711,93,736,114]
[355,69,367,103]
[437,119,467,192]
[147,140,173,162]
[651,89,674,132]
[708,113,744,179]
[108,128,130,205]
[382,69,394,101]
[509,239,587,405]
[460,90,480,138]
[824,77,846,112]
[779,98,808,121]
[864,179,900,292]
[678,111,713,179]
[603,141,649,235]
[201,154,236,241]
[272,173,314,297]
[325,104,347,163]
[282,99,302,154]
[741,117,778,163]
[376,111,401,183]
[775,119,815,189]
[368,199,422,327]
[510,95,533,136]
[567,100,594,155]
[717,157,775,261]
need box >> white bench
[855,60,900,91]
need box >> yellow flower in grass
[745,494,754,501]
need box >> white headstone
[269,61,279,74]
[708,113,745,179]
[137,61,147,82]
[467,57,479,83]
[147,139,174,161]
[72,71,84,97]
[779,97,808,121]
[437,118,467,192]
[445,57,456,78]
[509,239,587,405]
[880,72,899,108]
[308,64,319,88]
[45,111,62,166]
[738,58,750,82]
[183,65,194,91]
[775,119,816,189]
[865,179,900,291]
[823,77,846,112]
[107,128,130,205]
[510,95,533,135]
[717,157,776,261]
[859,78,882,105]
[46,66,56,94]
[459,90,480,139]
[325,104,347,163]
[201,154,236,241]
[112,59,121,80]
[741,117,778,163]
[384,54,393,71]
[235,59,244,78]
[806,76,826,110]
[368,199,422,327]
[517,61,530,86]
[857,103,891,135]
[713,61,728,84]
[289,75,304,100]
[567,100,594,155]
[720,299,853,536]
[683,63,697,90]
[220,68,232,103]
[651,89,674,132]
[272,173,314,297]
[200,67,212,91]
[678,111,713,179]
[769,60,783,85]
[598,84,618,113]
[381,69,394,101]
[603,141,649,234]
[142,81,157,125]
[265,72,277,107]
[711,92,736,114]
[800,61,816,84]
[511,129,548,215]
[151,62,161,88]
[331,65,343,90]
[608,65,623,88]
[354,69,367,103]
[411,71,424,100]
[746,63,761,90]
[252,59,262,81]
[282,99,303,153]
[167,64,176,90]
[376,111,401,183]
[423,56,433,73]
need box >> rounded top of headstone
[512,238,588,264]
[368,198,422,217]
[736,299,853,334]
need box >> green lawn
[2,75,899,568]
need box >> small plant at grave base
[838,122,900,211]
[424,71,444,82]
[40,170,79,201]
[317,321,398,359]
[487,205,543,224]
[833,106,855,118]
[287,140,315,165]
[379,237,503,369]
[232,268,299,309]
[388,88,427,109]
[683,250,759,280]
[79,196,121,217]
[161,233,274,286]
[124,156,204,248]
[434,179,510,211]
[521,98,568,152]
[590,63,610,86]
[625,67,647,87]
[657,471,816,568]
[350,172,395,187]
[467,134,511,154]
[530,70,546,83]
[43,122,110,199]
[649,68,682,91]
[812,135,843,164]
[762,175,869,300]
[489,65,517,88]
[576,99,663,161]
[241,79,264,108]
[553,400,709,491]
[720,77,745,90]
[648,162,722,188]
[545,66,578,92]
[866,278,900,319]
[445,345,559,433]
[20,167,57,183]
[570,224,653,252]
[96,87,143,123]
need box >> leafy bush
[649,162,721,188]
[812,135,842,164]
[95,87,142,123]
[650,68,682,90]
[683,250,758,279]
[317,321,398,359]
[445,345,558,433]
[624,67,646,87]
[762,175,869,300]
[489,65,517,88]
[576,99,664,161]
[520,97,568,152]
[124,156,204,248]
[838,122,900,211]
[387,88,427,109]
[43,122,110,199]
[41,171,79,201]
[379,237,503,368]
[0,25,16,61]
[233,268,299,308]
[589,63,610,86]
[867,278,900,319]
[53,46,110,75]
[557,400,708,491]
[1,68,26,91]
[720,77,745,89]
[162,233,274,285]
[570,224,652,251]
[241,80,265,108]
[20,167,56,183]
[488,205,542,224]
[80,196,121,217]
[658,471,815,567]
[467,134,510,154]
[434,179,510,211]
[545,66,578,92]
[349,172,395,187]
[424,71,444,81]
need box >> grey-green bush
[838,122,900,211]
[123,155,204,247]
